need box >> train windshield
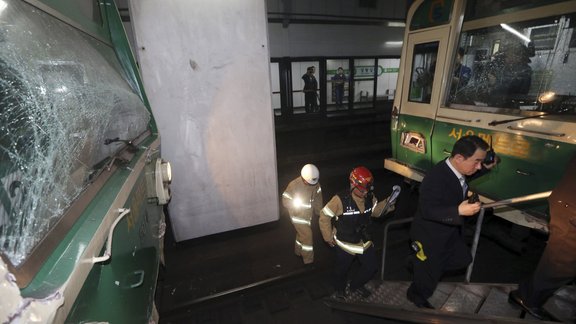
[0,0,150,267]
[447,12,576,116]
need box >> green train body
[0,0,169,322]
[386,0,576,230]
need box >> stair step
[326,280,575,323]
[348,280,411,307]
[428,282,456,308]
[477,286,522,317]
[440,284,490,314]
[544,286,576,323]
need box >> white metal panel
[129,0,278,241]
[267,23,404,57]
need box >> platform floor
[155,111,551,324]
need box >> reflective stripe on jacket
[334,235,372,254]
[335,191,373,246]
[282,177,323,223]
[296,239,313,251]
[320,190,380,255]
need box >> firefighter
[282,164,323,264]
[319,166,401,299]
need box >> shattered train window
[447,13,576,114]
[0,0,150,267]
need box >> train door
[392,26,450,175]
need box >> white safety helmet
[301,164,319,185]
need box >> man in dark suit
[508,154,576,320]
[302,66,318,113]
[406,135,498,308]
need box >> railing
[464,190,552,283]
[379,191,552,282]
[380,217,413,280]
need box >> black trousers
[304,92,318,113]
[518,201,576,307]
[408,236,472,303]
[333,245,378,292]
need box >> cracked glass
[447,13,576,114]
[0,0,150,266]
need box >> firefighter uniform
[282,176,322,264]
[320,187,396,295]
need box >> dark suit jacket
[410,158,487,256]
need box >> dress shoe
[508,290,547,320]
[352,286,372,298]
[407,290,434,309]
[331,290,347,301]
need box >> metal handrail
[465,190,551,283]
[380,217,413,280]
[379,191,552,282]
[481,191,552,209]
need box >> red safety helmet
[349,166,373,193]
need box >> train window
[409,41,439,104]
[464,0,567,21]
[447,13,576,117]
[0,1,150,267]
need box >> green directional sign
[328,66,399,77]
[382,67,400,73]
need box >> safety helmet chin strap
[351,186,371,198]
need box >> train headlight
[538,91,555,104]
[400,131,426,154]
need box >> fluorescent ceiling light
[385,41,403,46]
[388,21,406,27]
[500,23,531,43]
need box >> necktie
[460,177,468,199]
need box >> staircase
[324,281,576,323]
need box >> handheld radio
[483,136,496,164]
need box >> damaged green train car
[0,0,171,323]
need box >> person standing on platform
[331,67,347,107]
[319,166,401,299]
[406,135,498,309]
[282,164,323,264]
[508,155,576,321]
[302,66,319,113]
